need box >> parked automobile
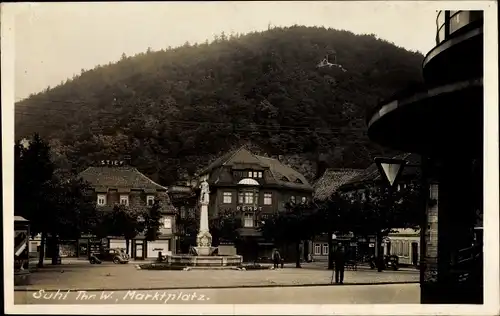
[368,254,399,271]
[89,248,129,264]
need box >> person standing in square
[334,243,346,284]
[272,249,281,269]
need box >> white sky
[11,2,440,101]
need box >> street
[15,284,420,304]
[15,261,419,292]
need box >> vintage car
[89,248,129,264]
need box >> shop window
[97,194,107,206]
[120,195,129,206]
[322,244,329,255]
[264,193,272,205]
[223,192,232,204]
[244,213,254,227]
[314,244,321,255]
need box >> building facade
[337,153,421,261]
[366,11,484,303]
[79,160,177,260]
[197,147,314,261]
[310,168,363,262]
[384,228,420,267]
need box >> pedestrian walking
[272,249,281,269]
[334,243,346,284]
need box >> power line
[15,111,367,134]
[15,124,367,137]
[15,100,367,131]
[15,110,367,133]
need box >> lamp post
[374,156,428,281]
[373,157,410,271]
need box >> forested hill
[15,25,424,185]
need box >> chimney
[123,155,132,166]
[315,153,329,180]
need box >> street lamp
[373,157,408,271]
[374,156,428,281]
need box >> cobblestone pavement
[16,261,419,291]
[14,283,420,304]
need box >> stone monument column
[195,180,213,256]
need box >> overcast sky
[12,2,439,101]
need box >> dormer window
[97,194,107,206]
[295,178,303,184]
[120,194,129,206]
[247,170,263,178]
[281,176,289,182]
[147,195,155,206]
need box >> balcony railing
[435,10,483,45]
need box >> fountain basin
[166,254,243,267]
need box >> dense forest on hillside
[15,25,424,185]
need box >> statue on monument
[200,180,210,204]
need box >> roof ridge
[222,146,249,167]
[325,167,365,172]
[254,155,280,183]
[134,167,168,190]
[79,166,92,176]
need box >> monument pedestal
[164,180,243,268]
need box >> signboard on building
[89,239,102,255]
[236,205,262,212]
[101,160,125,166]
[168,185,193,193]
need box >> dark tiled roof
[341,153,421,189]
[255,155,313,191]
[201,146,313,191]
[313,168,364,201]
[79,166,167,191]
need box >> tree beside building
[79,160,177,260]
[196,146,314,261]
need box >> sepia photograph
[2,1,498,314]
